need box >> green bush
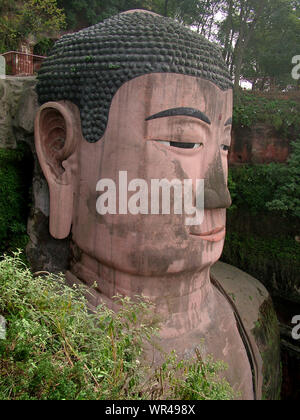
[34,38,55,56]
[228,138,300,220]
[0,254,235,401]
[222,232,300,302]
[225,140,300,301]
[228,163,288,215]
[266,140,300,218]
[233,92,300,137]
[0,145,32,253]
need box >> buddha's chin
[201,238,226,269]
[74,231,226,278]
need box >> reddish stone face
[36,72,257,400]
[70,73,233,278]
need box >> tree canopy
[0,0,65,52]
[1,0,299,92]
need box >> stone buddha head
[34,16,283,398]
[35,10,233,308]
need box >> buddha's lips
[189,227,226,242]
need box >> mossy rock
[212,262,282,400]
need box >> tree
[0,0,65,52]
[267,139,300,218]
[218,0,269,93]
[241,0,300,90]
[218,0,300,92]
[57,0,157,30]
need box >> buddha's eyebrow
[225,117,232,126]
[145,107,211,125]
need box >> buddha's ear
[35,101,80,239]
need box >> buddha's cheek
[129,239,224,276]
[93,221,224,276]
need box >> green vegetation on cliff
[0,145,32,254]
[228,139,300,219]
[0,254,235,400]
[233,92,300,138]
[225,139,300,302]
[0,0,65,53]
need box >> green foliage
[233,92,300,136]
[33,38,55,56]
[228,140,300,219]
[1,0,299,93]
[228,163,287,214]
[222,232,300,302]
[267,140,300,218]
[169,352,236,400]
[0,254,235,400]
[0,0,65,52]
[225,140,300,301]
[240,0,300,90]
[56,0,158,30]
[0,145,32,253]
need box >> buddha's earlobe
[35,101,80,239]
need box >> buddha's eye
[221,144,230,152]
[156,140,204,150]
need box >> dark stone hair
[37,10,233,143]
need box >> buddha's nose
[202,154,232,209]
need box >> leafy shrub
[225,140,300,301]
[228,163,288,215]
[266,140,300,218]
[34,38,55,56]
[222,233,300,303]
[233,92,300,137]
[228,139,300,219]
[0,145,32,253]
[0,254,235,401]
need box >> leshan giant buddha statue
[34,10,281,400]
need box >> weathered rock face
[0,77,37,148]
[25,161,71,274]
[212,262,282,400]
[229,124,290,165]
[0,76,70,274]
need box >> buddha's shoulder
[211,261,269,323]
[211,261,282,400]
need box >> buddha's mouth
[189,227,226,242]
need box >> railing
[1,51,46,76]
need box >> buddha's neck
[66,250,215,331]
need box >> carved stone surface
[0,76,36,148]
[0,76,70,273]
[230,124,291,164]
[34,10,281,399]
[14,86,39,134]
[212,262,282,400]
[37,11,232,143]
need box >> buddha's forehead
[107,73,233,124]
[37,11,232,143]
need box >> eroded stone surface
[33,10,282,400]
[0,76,37,148]
[0,76,70,273]
[212,261,282,399]
[230,123,291,164]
